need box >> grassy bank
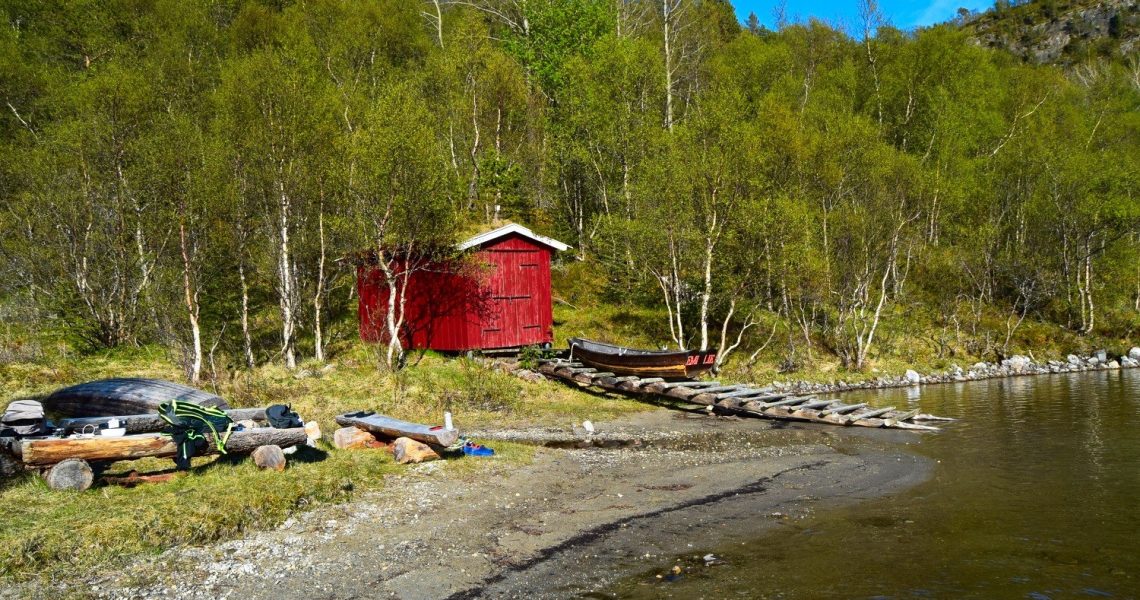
[0,343,648,584]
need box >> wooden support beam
[715,388,769,400]
[884,409,920,424]
[636,378,666,386]
[792,400,834,411]
[589,372,616,378]
[659,381,721,389]
[754,396,814,410]
[694,385,745,395]
[820,403,868,417]
[568,367,597,374]
[849,406,895,421]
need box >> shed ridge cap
[457,222,571,252]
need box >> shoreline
[33,410,931,600]
[762,349,1140,397]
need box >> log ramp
[536,359,951,432]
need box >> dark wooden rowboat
[568,338,717,380]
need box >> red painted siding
[357,233,555,351]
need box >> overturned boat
[568,337,717,380]
[41,378,229,418]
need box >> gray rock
[904,369,922,384]
[1002,355,1033,372]
[1089,357,1100,366]
[1107,360,1121,369]
[1094,350,1108,363]
[971,362,989,371]
[1067,354,1081,365]
[1129,347,1140,361]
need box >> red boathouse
[356,223,570,352]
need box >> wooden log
[252,445,286,471]
[663,387,704,401]
[44,458,94,491]
[790,400,834,411]
[20,428,309,467]
[715,388,772,400]
[659,381,721,389]
[568,367,597,374]
[848,406,895,421]
[58,408,267,435]
[335,412,458,447]
[694,385,745,395]
[589,372,616,378]
[819,403,868,417]
[41,378,229,418]
[885,408,920,424]
[636,378,665,386]
[753,396,814,410]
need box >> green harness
[158,400,234,469]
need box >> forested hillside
[1,0,1138,382]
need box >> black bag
[265,404,303,429]
[1,400,46,437]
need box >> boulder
[1067,354,1081,365]
[333,426,382,450]
[392,437,440,464]
[1002,355,1032,371]
[1094,350,1108,363]
[1129,347,1140,361]
[252,445,286,472]
[971,362,989,372]
[904,369,922,385]
[1107,360,1121,369]
[304,421,322,446]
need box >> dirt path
[75,411,929,599]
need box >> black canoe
[568,338,717,380]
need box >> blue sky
[729,1,996,32]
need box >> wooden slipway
[536,359,952,431]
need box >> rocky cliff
[967,0,1139,64]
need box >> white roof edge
[457,223,571,252]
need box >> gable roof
[457,223,571,252]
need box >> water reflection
[607,370,1140,599]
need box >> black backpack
[265,404,303,429]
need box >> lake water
[608,370,1140,599]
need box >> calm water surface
[608,370,1140,599]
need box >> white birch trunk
[179,222,202,384]
[313,207,326,362]
[239,258,255,369]
[276,181,297,370]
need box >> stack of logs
[1,408,320,491]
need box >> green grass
[0,342,644,585]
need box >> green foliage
[0,0,1138,378]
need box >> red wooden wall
[357,233,555,351]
